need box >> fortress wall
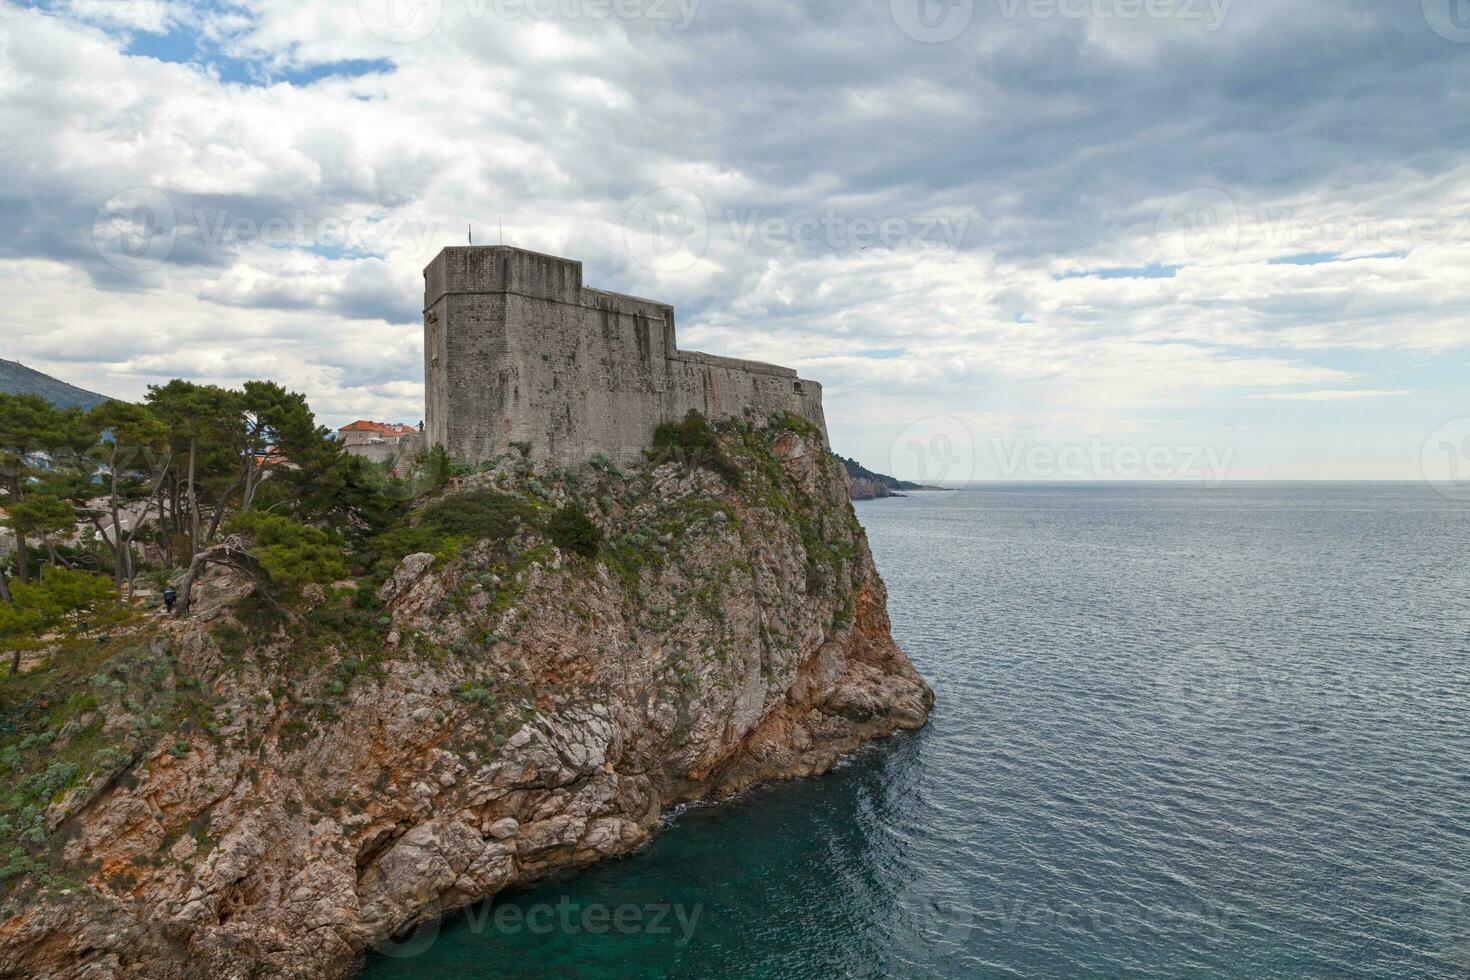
[424,246,827,467]
[425,290,514,462]
[497,288,675,465]
[664,351,826,439]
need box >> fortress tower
[423,246,827,467]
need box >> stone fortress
[422,246,828,467]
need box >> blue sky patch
[1056,263,1179,281]
[120,21,393,87]
[1269,252,1340,266]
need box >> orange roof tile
[339,420,417,436]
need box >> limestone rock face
[0,426,933,980]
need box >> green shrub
[546,504,602,559]
[418,444,452,492]
[0,568,121,662]
[648,410,741,485]
[212,621,247,658]
[652,410,717,455]
[225,511,347,589]
[417,489,536,541]
[365,489,537,581]
[453,683,498,707]
[362,524,443,578]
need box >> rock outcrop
[0,418,932,979]
[835,453,925,500]
[846,474,906,500]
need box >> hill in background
[0,359,111,409]
[836,453,925,500]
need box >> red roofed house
[338,420,419,444]
[337,420,425,471]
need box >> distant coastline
[836,453,947,500]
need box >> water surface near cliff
[362,483,1470,978]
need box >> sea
[361,483,1470,978]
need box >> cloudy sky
[1,0,1467,482]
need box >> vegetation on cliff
[0,383,413,600]
[0,371,934,980]
[0,391,925,945]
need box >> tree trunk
[13,532,28,586]
[242,456,261,512]
[240,419,268,513]
[175,534,257,618]
[205,469,246,544]
[187,436,199,562]
[0,566,12,604]
[169,473,181,541]
[156,493,170,569]
[121,450,173,596]
[107,442,127,586]
[175,556,204,618]
[8,472,28,585]
[168,472,182,555]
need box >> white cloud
[0,0,1464,477]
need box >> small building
[337,420,425,472]
[338,420,419,447]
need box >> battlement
[423,246,826,467]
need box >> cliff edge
[0,414,932,979]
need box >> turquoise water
[361,483,1470,978]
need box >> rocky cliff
[0,416,932,979]
[846,475,904,501]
